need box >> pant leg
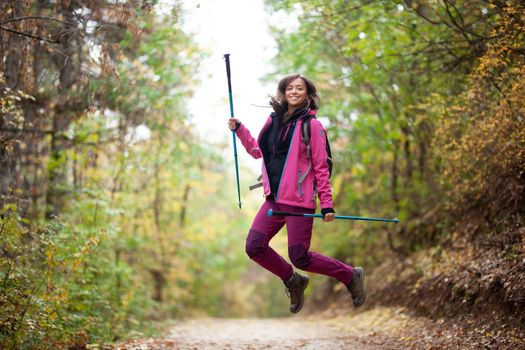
[282,203,354,286]
[245,200,294,281]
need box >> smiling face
[285,78,307,109]
[270,74,319,117]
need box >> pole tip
[394,218,400,224]
[224,53,230,58]
[267,209,273,217]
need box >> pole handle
[224,54,233,93]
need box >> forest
[1,1,524,349]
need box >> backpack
[301,115,333,178]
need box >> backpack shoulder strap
[301,115,333,178]
[301,115,315,141]
[301,115,315,159]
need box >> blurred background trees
[264,0,524,330]
[0,1,259,348]
[1,0,524,348]
[265,0,524,261]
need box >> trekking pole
[224,53,242,209]
[267,209,400,223]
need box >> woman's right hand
[228,118,241,131]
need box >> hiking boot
[347,267,366,307]
[284,272,309,313]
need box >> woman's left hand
[323,212,335,223]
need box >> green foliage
[435,0,525,228]
[0,0,261,347]
[3,0,523,346]
[0,202,136,349]
[264,0,525,265]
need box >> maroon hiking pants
[245,200,354,285]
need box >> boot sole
[353,268,366,308]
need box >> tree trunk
[391,139,400,211]
[179,183,191,228]
[44,5,80,219]
[402,126,413,187]
[149,268,166,303]
[45,121,67,219]
[418,140,426,177]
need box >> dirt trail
[114,306,523,349]
[162,318,385,349]
[115,308,425,350]
[116,317,396,350]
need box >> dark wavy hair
[269,74,320,120]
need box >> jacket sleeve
[235,119,267,159]
[309,119,333,209]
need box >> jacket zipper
[275,122,298,201]
[258,118,273,196]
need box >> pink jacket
[235,110,333,210]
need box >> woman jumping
[228,74,366,314]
